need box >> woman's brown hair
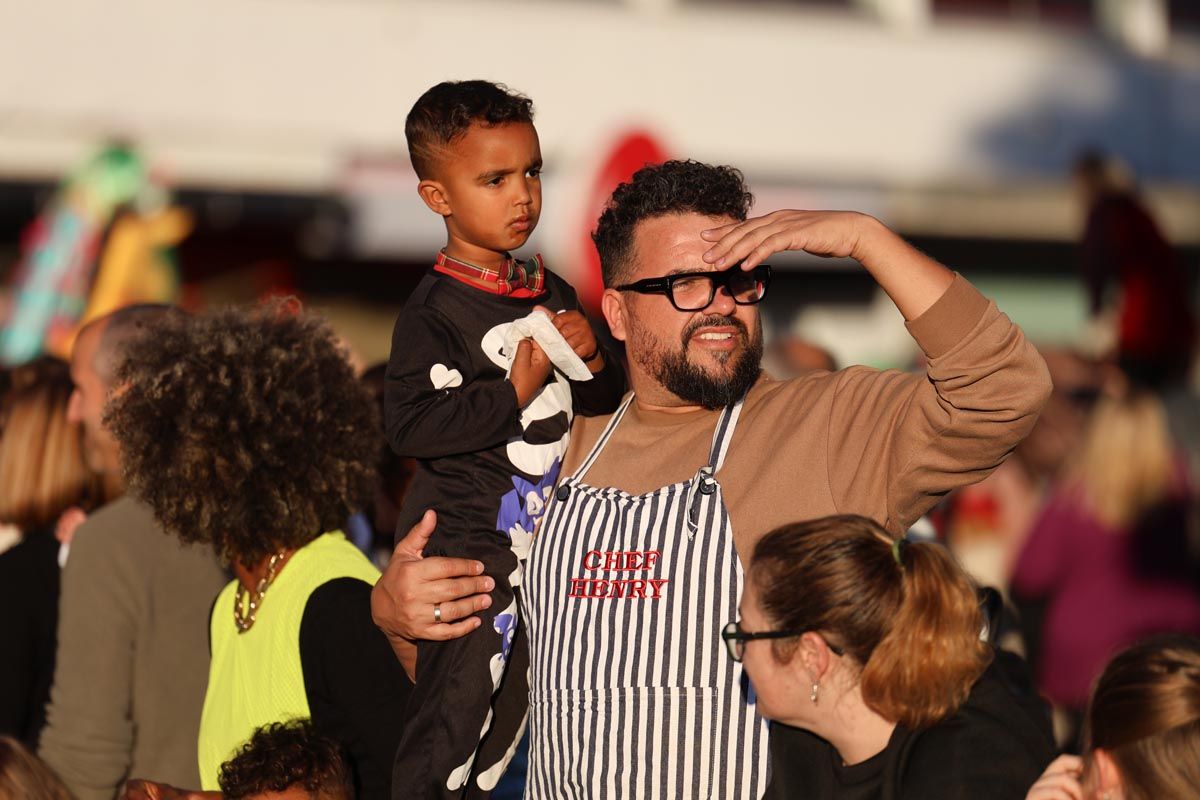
[106,302,379,566]
[751,514,991,729]
[1082,635,1200,800]
[0,736,73,800]
[0,357,102,531]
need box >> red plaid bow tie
[434,250,546,297]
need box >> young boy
[385,81,625,799]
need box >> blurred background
[0,0,1197,364]
[2,0,1199,749]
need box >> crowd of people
[0,79,1198,800]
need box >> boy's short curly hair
[405,80,535,179]
[218,719,352,800]
[592,160,754,287]
[105,302,379,566]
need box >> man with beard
[373,160,1052,799]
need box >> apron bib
[523,395,770,799]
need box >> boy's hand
[509,338,552,406]
[546,308,605,373]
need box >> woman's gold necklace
[233,551,287,634]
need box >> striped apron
[523,395,770,799]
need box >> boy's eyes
[483,169,540,186]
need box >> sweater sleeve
[300,578,414,800]
[569,349,627,418]
[385,305,523,458]
[826,275,1052,534]
[38,521,138,800]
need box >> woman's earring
[810,683,819,704]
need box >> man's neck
[627,367,705,415]
[632,395,706,415]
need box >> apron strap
[706,397,745,473]
[570,393,635,483]
[573,392,746,485]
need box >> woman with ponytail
[727,514,1055,799]
[1026,635,1200,800]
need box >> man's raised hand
[700,210,873,271]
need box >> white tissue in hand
[501,310,592,381]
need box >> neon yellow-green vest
[197,532,380,790]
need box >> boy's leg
[467,611,529,795]
[391,535,519,800]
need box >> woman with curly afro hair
[107,303,412,800]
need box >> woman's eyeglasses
[615,263,771,312]
[721,620,846,663]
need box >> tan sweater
[39,497,227,800]
[563,275,1052,553]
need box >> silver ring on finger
[433,603,443,623]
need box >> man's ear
[417,179,452,217]
[601,289,627,342]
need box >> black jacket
[765,650,1056,800]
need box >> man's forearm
[851,216,955,322]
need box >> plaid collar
[433,250,546,297]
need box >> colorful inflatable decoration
[0,143,188,365]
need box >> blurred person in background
[935,348,1104,600]
[1011,371,1200,744]
[762,333,837,379]
[1074,150,1196,390]
[38,306,227,800]
[350,364,416,565]
[107,305,411,799]
[740,515,1054,799]
[0,736,73,800]
[0,357,102,747]
[1025,635,1200,800]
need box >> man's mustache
[680,315,749,347]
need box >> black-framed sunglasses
[721,621,846,663]
[615,263,772,312]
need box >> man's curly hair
[218,719,351,800]
[592,159,754,287]
[105,302,379,566]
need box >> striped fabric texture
[523,396,770,799]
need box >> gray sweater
[39,497,227,799]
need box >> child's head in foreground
[218,719,353,800]
[406,80,542,264]
[1081,634,1200,799]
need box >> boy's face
[420,121,543,264]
